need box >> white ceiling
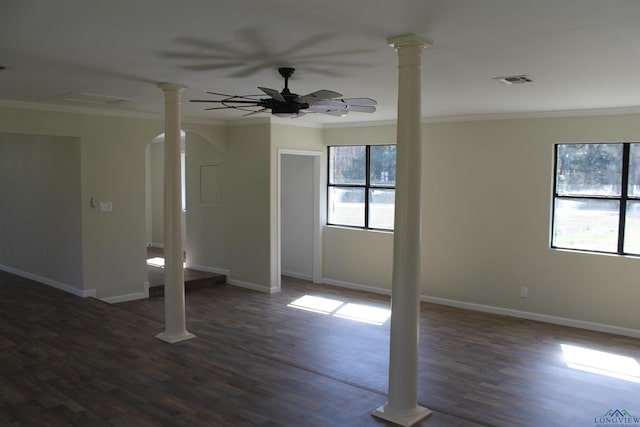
[2,0,640,125]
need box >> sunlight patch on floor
[287,295,344,315]
[334,303,392,325]
[147,257,165,268]
[287,295,391,325]
[561,344,640,383]
[146,257,186,269]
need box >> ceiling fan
[190,67,376,118]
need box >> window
[328,145,396,230]
[551,143,640,255]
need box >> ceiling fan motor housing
[271,100,308,115]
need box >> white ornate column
[373,34,432,426]
[156,82,195,344]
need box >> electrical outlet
[100,201,113,212]
[520,286,528,298]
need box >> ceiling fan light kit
[191,67,376,119]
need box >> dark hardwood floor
[1,270,639,426]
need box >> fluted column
[156,82,195,344]
[373,34,431,426]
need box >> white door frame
[277,149,323,289]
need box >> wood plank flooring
[1,270,639,426]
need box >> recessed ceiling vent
[56,92,132,105]
[494,75,534,85]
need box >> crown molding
[3,98,640,128]
[422,106,640,123]
[322,119,398,129]
[0,98,227,125]
[0,99,162,120]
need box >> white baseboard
[320,276,640,339]
[322,277,392,296]
[184,263,230,276]
[100,291,147,304]
[0,264,96,298]
[148,243,164,249]
[281,270,313,281]
[227,277,279,294]
[100,282,150,304]
[420,295,640,339]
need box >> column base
[372,403,432,426]
[155,330,196,344]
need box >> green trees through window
[328,145,396,230]
[552,143,640,255]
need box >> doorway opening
[277,149,323,290]
[145,131,187,291]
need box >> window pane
[553,198,620,252]
[556,144,622,196]
[328,187,365,227]
[624,201,640,255]
[329,146,365,185]
[629,144,640,197]
[370,145,396,186]
[369,189,395,229]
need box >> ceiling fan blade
[342,97,377,106]
[258,87,285,103]
[243,108,267,116]
[298,89,342,103]
[307,102,346,113]
[190,99,261,104]
[319,110,349,117]
[347,105,376,113]
[204,106,236,110]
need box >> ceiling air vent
[494,75,534,85]
[56,92,132,105]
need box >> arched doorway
[144,130,186,289]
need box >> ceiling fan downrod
[278,67,295,93]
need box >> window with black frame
[552,142,640,255]
[328,145,396,230]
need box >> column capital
[157,82,188,92]
[387,33,432,49]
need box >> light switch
[100,202,113,212]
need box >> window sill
[550,247,640,260]
[325,224,394,235]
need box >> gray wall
[185,131,230,270]
[324,115,640,332]
[226,124,272,288]
[0,132,83,290]
[0,107,162,299]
